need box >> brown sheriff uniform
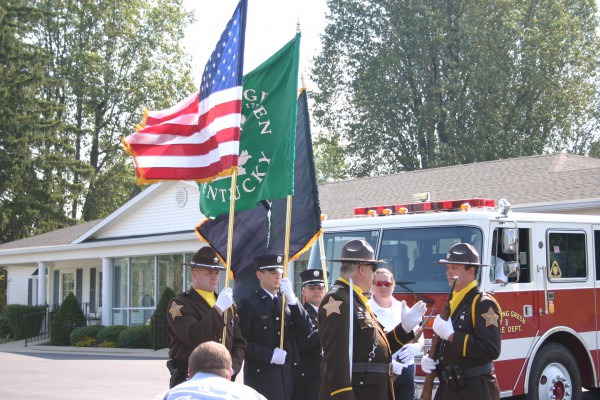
[434,283,501,399]
[167,287,246,379]
[318,279,415,400]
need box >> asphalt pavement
[0,339,171,399]
[2,339,600,399]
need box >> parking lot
[1,340,599,399]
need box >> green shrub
[75,336,97,347]
[148,287,174,350]
[0,315,11,338]
[98,340,117,348]
[50,293,86,345]
[4,304,47,340]
[118,325,150,348]
[97,325,127,345]
[70,324,105,346]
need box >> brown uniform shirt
[435,286,501,400]
[167,287,246,376]
[318,280,415,400]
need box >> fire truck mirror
[502,229,518,254]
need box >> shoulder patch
[481,307,500,327]
[322,297,343,317]
[169,301,184,319]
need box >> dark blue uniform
[292,302,322,400]
[238,288,313,400]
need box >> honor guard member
[237,254,313,400]
[420,243,502,400]
[291,269,329,400]
[166,247,246,388]
[318,239,427,400]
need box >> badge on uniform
[169,302,184,319]
[322,297,342,317]
[481,307,499,327]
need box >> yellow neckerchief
[449,280,477,316]
[339,277,372,313]
[195,289,216,308]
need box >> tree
[50,292,86,345]
[311,0,600,178]
[0,0,71,243]
[0,0,196,244]
[35,0,196,221]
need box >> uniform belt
[465,362,494,379]
[438,362,494,384]
[352,362,392,376]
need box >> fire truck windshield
[307,226,483,293]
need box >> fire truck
[307,198,600,399]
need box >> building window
[158,254,183,296]
[63,273,75,300]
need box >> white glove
[420,354,438,374]
[279,278,298,305]
[215,287,234,312]
[433,314,454,340]
[400,300,427,332]
[396,343,421,364]
[392,359,405,375]
[270,347,287,365]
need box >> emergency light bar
[354,198,496,217]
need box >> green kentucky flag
[199,33,300,218]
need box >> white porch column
[37,262,47,306]
[101,258,112,326]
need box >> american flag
[122,0,248,184]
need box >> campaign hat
[183,247,225,270]
[300,269,329,287]
[438,243,488,267]
[330,239,385,265]
[255,254,285,273]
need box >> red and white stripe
[122,87,242,183]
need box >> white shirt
[368,297,403,332]
[368,296,425,366]
[492,256,508,283]
[162,372,267,400]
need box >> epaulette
[471,291,502,326]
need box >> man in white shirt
[161,341,266,400]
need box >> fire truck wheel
[528,342,581,400]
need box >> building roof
[318,152,600,219]
[0,219,102,251]
[1,152,599,251]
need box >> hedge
[50,293,86,345]
[97,325,127,345]
[4,304,47,340]
[118,325,150,349]
[70,324,105,346]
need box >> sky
[181,0,329,87]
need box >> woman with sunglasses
[368,268,425,400]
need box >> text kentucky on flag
[196,89,322,301]
[198,32,300,218]
[122,0,248,184]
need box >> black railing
[150,311,168,351]
[24,307,52,347]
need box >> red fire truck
[307,198,600,399]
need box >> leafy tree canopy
[311,0,600,177]
[0,0,196,242]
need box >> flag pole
[319,214,328,289]
[222,168,238,343]
[280,194,293,348]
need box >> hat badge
[213,257,218,264]
[277,256,283,263]
[313,270,319,277]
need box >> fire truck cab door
[484,223,537,393]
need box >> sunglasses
[374,281,393,287]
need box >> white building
[1,152,600,326]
